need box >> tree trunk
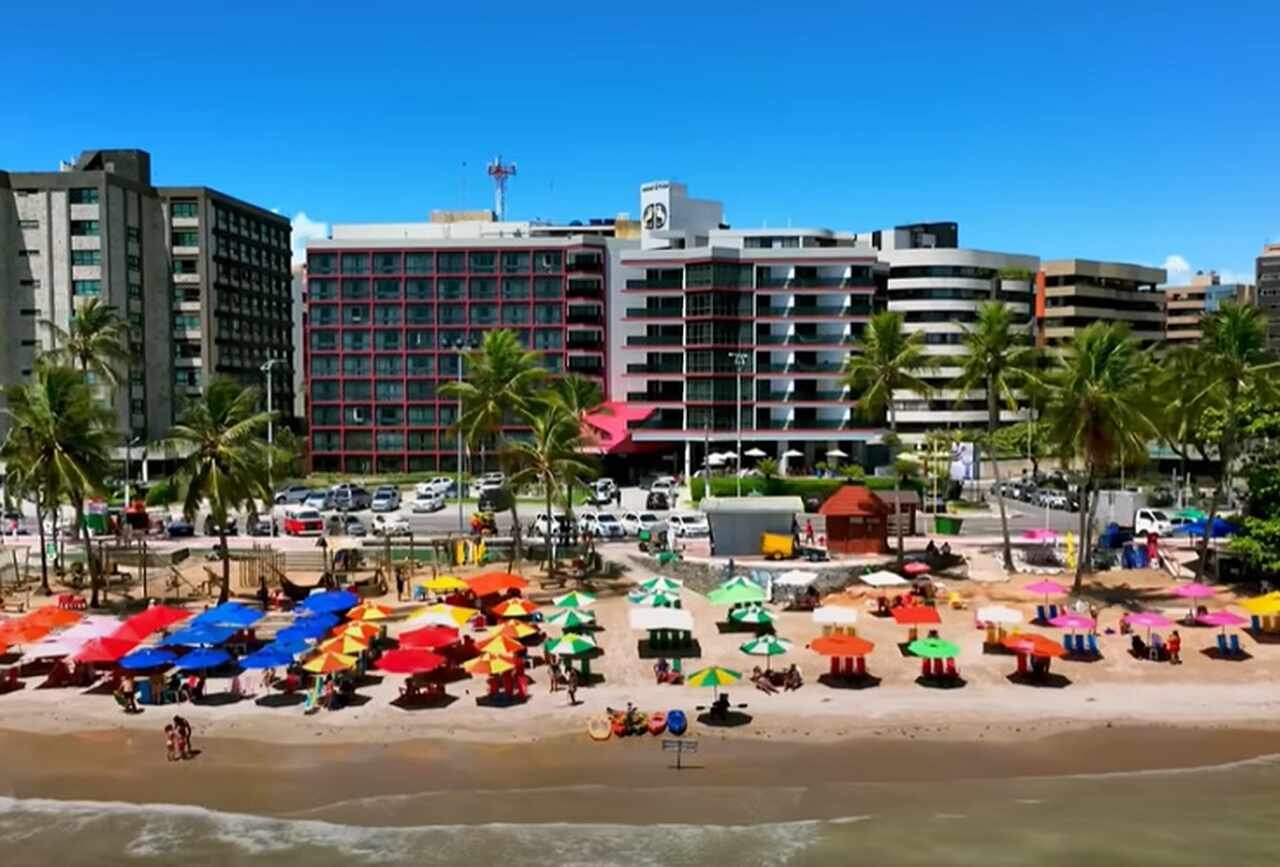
[544,482,555,576]
[218,527,231,604]
[75,499,102,608]
[507,497,522,571]
[1073,475,1093,592]
[35,498,50,595]
[989,389,1014,572]
[889,406,904,566]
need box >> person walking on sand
[394,566,406,602]
[1168,630,1182,665]
[566,667,580,706]
[173,715,193,757]
[803,519,815,544]
[548,655,562,693]
[164,725,177,762]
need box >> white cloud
[1159,253,1254,287]
[1161,254,1192,282]
[290,211,329,266]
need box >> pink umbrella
[1021,529,1060,542]
[1195,611,1248,630]
[1172,584,1218,600]
[1049,613,1095,631]
[903,562,931,577]
[1024,580,1068,597]
[1124,612,1174,640]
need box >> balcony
[625,278,683,291]
[756,390,847,402]
[754,334,858,347]
[756,278,871,290]
[625,335,683,347]
[624,306,683,319]
[756,305,869,318]
[566,357,604,375]
[756,362,846,375]
[759,418,856,431]
[625,361,683,375]
[566,278,603,299]
[567,334,604,351]
[567,307,602,325]
[626,390,684,403]
[566,256,604,273]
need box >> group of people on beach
[751,664,803,694]
[163,715,194,761]
[543,650,580,705]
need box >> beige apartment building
[1036,259,1166,347]
[1164,270,1255,346]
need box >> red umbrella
[809,634,875,657]
[890,606,942,626]
[466,571,529,598]
[398,625,460,650]
[1002,633,1066,659]
[113,606,191,641]
[375,649,447,675]
[75,637,139,664]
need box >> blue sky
[4,1,1275,281]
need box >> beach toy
[647,711,667,735]
[587,714,612,741]
[667,709,688,735]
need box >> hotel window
[407,406,435,425]
[374,305,402,325]
[172,231,199,247]
[170,201,198,217]
[71,220,100,236]
[469,306,497,325]
[374,330,402,351]
[313,406,341,426]
[468,278,497,300]
[376,381,404,401]
[345,432,373,450]
[405,279,433,300]
[534,277,562,298]
[342,332,370,351]
[407,355,435,376]
[375,356,402,376]
[342,305,370,325]
[310,356,338,376]
[437,279,464,300]
[72,280,102,296]
[437,304,465,325]
[533,331,562,350]
[127,254,141,270]
[173,258,198,274]
[502,251,530,273]
[345,406,372,426]
[173,313,200,330]
[407,330,433,349]
[69,187,100,204]
[126,226,140,242]
[19,219,40,229]
[437,252,465,273]
[439,355,460,377]
[502,306,530,325]
[407,381,435,400]
[343,356,371,376]
[374,252,401,274]
[308,253,337,275]
[340,253,370,274]
[374,279,401,300]
[313,432,340,452]
[376,431,404,450]
[309,279,337,300]
[502,278,530,301]
[405,304,433,325]
[405,252,434,274]
[71,250,102,266]
[344,381,372,400]
[341,280,370,300]
[469,252,496,274]
[534,303,562,324]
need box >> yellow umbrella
[478,633,524,656]
[302,651,357,673]
[487,620,538,640]
[463,654,517,676]
[335,621,381,641]
[320,633,370,655]
[423,575,468,593]
[348,602,394,622]
[410,603,479,628]
[1240,593,1280,616]
[491,598,539,618]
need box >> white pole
[262,359,280,537]
[736,358,743,497]
[455,343,465,533]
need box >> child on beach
[1168,630,1182,665]
[164,725,178,761]
[566,667,580,706]
[173,716,193,758]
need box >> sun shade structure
[74,636,138,664]
[708,583,767,606]
[112,606,191,641]
[810,634,875,657]
[775,569,819,588]
[729,605,775,626]
[422,575,468,593]
[639,576,683,594]
[1002,633,1065,658]
[1172,517,1237,538]
[486,619,538,640]
[545,633,597,657]
[466,571,529,598]
[629,590,682,608]
[463,655,517,676]
[119,648,178,670]
[740,635,792,657]
[1172,583,1218,600]
[337,621,382,641]
[22,616,122,659]
[908,637,960,659]
[1049,613,1095,631]
[297,590,360,615]
[398,625,460,649]
[891,606,942,626]
[375,649,446,674]
[490,598,539,619]
[812,605,858,626]
[348,602,395,622]
[819,486,889,555]
[1124,612,1175,629]
[546,609,597,630]
[174,648,232,671]
[860,570,909,588]
[164,624,238,647]
[478,633,524,656]
[552,591,597,610]
[319,633,370,655]
[189,602,262,630]
[976,605,1024,625]
[240,646,297,669]
[1196,611,1249,628]
[276,615,339,643]
[408,604,480,628]
[686,666,742,688]
[628,606,695,632]
[1239,593,1280,616]
[1024,580,1068,597]
[302,651,357,673]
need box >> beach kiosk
[818,486,889,555]
[701,496,804,557]
[630,606,698,659]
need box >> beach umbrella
[1002,633,1066,659]
[744,447,768,459]
[890,606,942,626]
[976,605,1023,625]
[1024,579,1068,597]
[860,570,909,588]
[174,648,231,672]
[463,654,517,677]
[1172,583,1218,600]
[297,590,360,615]
[902,562,931,577]
[1196,611,1250,633]
[478,633,525,656]
[740,635,792,661]
[409,603,480,629]
[119,648,178,670]
[552,591,597,610]
[776,569,818,588]
[546,608,596,631]
[809,634,875,657]
[422,575,468,593]
[466,571,529,598]
[719,575,761,591]
[686,666,742,698]
[629,590,681,607]
[302,651,357,674]
[708,583,766,606]
[639,576,683,594]
[487,619,539,640]
[1172,517,1237,538]
[782,449,804,459]
[490,598,539,619]
[163,624,238,647]
[1239,593,1280,616]
[348,602,395,622]
[24,606,84,630]
[0,621,49,647]
[240,646,296,669]
[276,616,338,644]
[729,605,775,626]
[269,636,312,656]
[190,602,262,630]
[398,625,460,650]
[375,648,446,675]
[336,621,382,641]
[1049,613,1095,631]
[812,605,858,626]
[545,633,597,657]
[113,605,190,641]
[907,637,960,659]
[825,448,848,459]
[1124,611,1175,640]
[1020,528,1061,542]
[74,636,138,664]
[319,633,370,655]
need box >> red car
[282,508,324,537]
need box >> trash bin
[934,515,964,535]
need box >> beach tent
[775,569,819,589]
[629,607,694,632]
[810,633,875,679]
[891,606,942,626]
[976,605,1023,625]
[860,570,909,588]
[812,605,858,626]
[545,609,596,631]
[708,583,766,606]
[729,605,774,626]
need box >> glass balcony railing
[756,278,869,289]
[756,390,847,401]
[756,305,868,317]
[626,362,683,374]
[754,333,857,346]
[625,278,683,290]
[624,306,683,318]
[756,362,846,374]
[625,335,683,347]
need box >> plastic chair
[1251,615,1261,633]
[1087,634,1099,656]
[1217,633,1229,655]
[1036,605,1047,622]
[1074,634,1087,654]
[1229,633,1242,656]
[945,658,958,678]
[1062,635,1072,652]
[920,658,931,678]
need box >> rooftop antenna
[487,156,517,220]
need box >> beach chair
[1074,634,1087,654]
[1036,605,1047,622]
[1087,634,1099,656]
[1251,615,1261,633]
[302,680,322,715]
[137,680,154,705]
[1229,634,1242,656]
[1061,635,1072,653]
[920,658,931,678]
[1216,633,1229,655]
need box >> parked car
[667,512,710,537]
[646,491,672,511]
[1134,508,1174,536]
[416,477,455,498]
[273,484,312,505]
[370,487,401,512]
[411,491,445,513]
[649,476,677,494]
[303,490,333,511]
[166,518,195,538]
[282,508,324,537]
[620,511,665,536]
[531,513,572,538]
[589,478,618,505]
[579,511,625,539]
[372,513,411,536]
[333,486,372,511]
[246,513,276,536]
[476,472,506,492]
[340,514,367,536]
[203,515,239,536]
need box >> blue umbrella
[267,636,311,656]
[191,602,263,630]
[119,648,177,670]
[165,624,238,647]
[1172,517,1237,538]
[174,648,231,671]
[276,618,337,644]
[297,590,360,615]
[240,647,296,669]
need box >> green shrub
[145,480,178,506]
[691,475,919,503]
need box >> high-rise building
[1164,270,1255,347]
[1036,259,1167,347]
[303,217,618,474]
[1257,243,1280,351]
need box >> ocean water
[4,755,1280,866]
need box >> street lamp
[261,358,286,536]
[731,351,750,496]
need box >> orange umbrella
[466,571,529,598]
[478,633,524,656]
[348,602,394,622]
[320,633,370,655]
[463,654,517,676]
[490,598,539,619]
[809,634,875,657]
[334,621,381,641]
[26,607,83,629]
[486,620,538,640]
[0,621,51,647]
[1002,633,1065,659]
[302,651,357,673]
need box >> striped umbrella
[486,619,539,640]
[545,633,597,657]
[729,605,775,626]
[546,609,596,630]
[319,633,370,655]
[740,635,792,669]
[640,576,683,594]
[302,651,357,674]
[334,621,381,641]
[491,598,539,619]
[552,591,597,610]
[478,633,524,656]
[348,602,395,622]
[629,590,680,607]
[408,604,479,628]
[686,666,741,697]
[463,654,517,677]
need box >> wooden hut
[818,486,888,555]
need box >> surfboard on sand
[588,714,612,741]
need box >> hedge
[690,476,920,503]
[144,480,178,507]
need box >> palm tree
[954,302,1038,572]
[41,298,133,388]
[1038,322,1156,590]
[165,377,273,604]
[547,374,607,514]
[1,365,115,601]
[440,330,548,477]
[841,311,936,563]
[1153,345,1212,506]
[504,404,596,576]
[1193,303,1279,579]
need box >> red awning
[890,606,942,626]
[582,402,657,455]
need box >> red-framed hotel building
[304,237,607,474]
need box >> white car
[416,477,455,498]
[649,476,677,494]
[1134,508,1173,536]
[581,512,625,539]
[531,512,572,538]
[620,511,665,536]
[370,487,401,513]
[372,514,411,536]
[476,472,506,491]
[303,490,332,511]
[411,492,445,513]
[667,512,710,537]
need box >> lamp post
[731,351,750,496]
[261,358,285,536]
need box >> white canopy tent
[775,569,819,588]
[812,605,858,625]
[975,605,1024,625]
[628,606,695,632]
[860,570,910,588]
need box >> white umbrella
[826,448,849,458]
[776,569,819,587]
[813,605,858,625]
[782,449,804,458]
[744,448,768,459]
[860,570,909,588]
[720,450,739,460]
[706,452,726,465]
[976,604,1023,625]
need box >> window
[406,279,433,300]
[309,279,337,300]
[534,303,562,324]
[19,219,40,229]
[344,407,372,426]
[71,250,102,266]
[345,431,372,449]
[469,306,497,325]
[437,279,464,300]
[310,332,338,351]
[437,252,465,273]
[405,252,433,274]
[534,250,563,273]
[407,405,435,425]
[128,283,142,298]
[313,406,341,426]
[310,356,338,376]
[342,356,370,376]
[502,278,530,300]
[375,356,402,376]
[407,330,433,349]
[533,330,562,350]
[340,253,369,274]
[374,279,401,300]
[308,253,337,275]
[376,431,404,450]
[173,258,197,274]
[344,381,372,400]
[342,332,370,351]
[376,406,403,426]
[374,305,402,325]
[469,252,496,273]
[72,280,102,296]
[172,231,199,247]
[534,277,562,298]
[69,188,100,204]
[407,381,436,400]
[313,432,340,452]
[502,306,530,325]
[468,278,497,300]
[341,279,370,300]
[372,252,401,274]
[127,254,141,270]
[502,251,530,272]
[173,313,200,330]
[374,330,401,351]
[170,200,198,217]
[376,381,404,401]
[437,304,465,325]
[342,305,370,325]
[71,220,100,236]
[407,355,435,376]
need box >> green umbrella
[729,605,775,626]
[719,575,761,591]
[708,584,766,606]
[1175,508,1207,521]
[640,576,683,594]
[545,633,597,657]
[908,637,960,659]
[687,665,741,688]
[552,591,597,610]
[740,635,792,657]
[630,590,680,607]
[546,608,596,630]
